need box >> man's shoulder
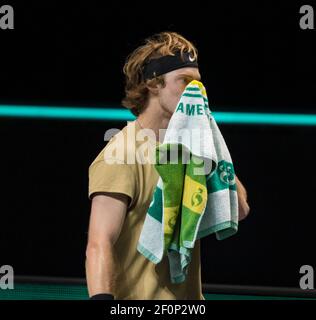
[90,121,139,167]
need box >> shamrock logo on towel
[219,163,235,186]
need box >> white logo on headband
[188,54,195,62]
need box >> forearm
[85,242,117,297]
[235,176,250,221]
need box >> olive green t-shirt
[88,120,204,300]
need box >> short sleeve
[88,158,137,208]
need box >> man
[86,32,250,300]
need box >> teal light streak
[1,105,316,126]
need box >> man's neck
[136,100,171,143]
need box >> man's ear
[146,78,163,95]
[146,83,160,95]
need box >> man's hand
[235,175,250,221]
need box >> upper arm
[87,193,128,247]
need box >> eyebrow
[177,73,201,81]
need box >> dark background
[0,1,315,288]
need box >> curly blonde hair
[121,32,198,116]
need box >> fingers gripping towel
[137,80,239,284]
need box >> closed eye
[183,76,202,84]
[182,77,194,84]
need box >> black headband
[142,51,198,80]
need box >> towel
[137,80,239,284]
